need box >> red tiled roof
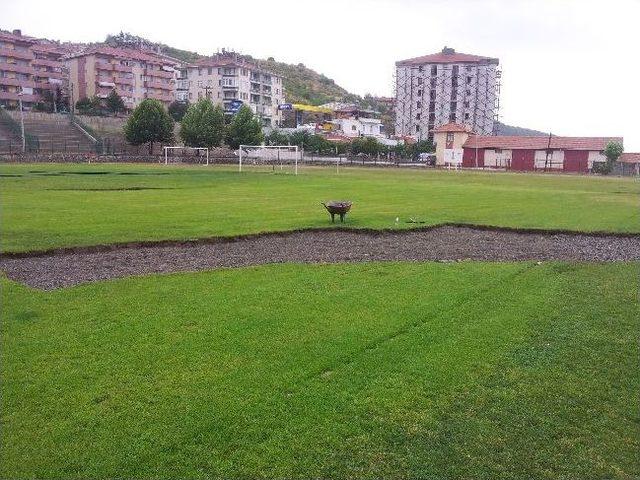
[68,46,177,65]
[189,56,279,76]
[0,30,36,44]
[463,136,623,151]
[433,123,474,133]
[620,152,640,163]
[397,47,498,66]
[325,133,352,143]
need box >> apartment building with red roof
[0,29,72,109]
[66,46,180,109]
[176,51,285,127]
[395,47,500,142]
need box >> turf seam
[297,263,538,389]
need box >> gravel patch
[1,226,639,290]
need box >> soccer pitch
[1,163,638,253]
[1,163,639,478]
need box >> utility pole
[18,90,25,153]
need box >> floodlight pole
[18,91,25,153]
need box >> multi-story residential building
[66,46,179,109]
[395,47,500,142]
[178,53,285,127]
[0,29,71,109]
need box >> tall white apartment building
[395,47,500,141]
[177,53,285,127]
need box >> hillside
[105,33,362,106]
[497,122,548,136]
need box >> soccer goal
[237,145,300,175]
[163,146,210,165]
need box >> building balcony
[31,58,61,68]
[115,77,134,86]
[148,91,174,103]
[96,62,133,73]
[33,70,65,81]
[0,77,36,89]
[0,62,36,76]
[144,79,172,90]
[146,69,174,79]
[0,46,34,61]
[0,91,40,103]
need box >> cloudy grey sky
[3,0,639,149]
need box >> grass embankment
[1,163,638,253]
[1,262,638,478]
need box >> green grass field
[1,163,638,252]
[1,164,639,478]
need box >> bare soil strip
[1,226,639,290]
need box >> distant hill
[496,122,548,136]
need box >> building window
[416,101,422,109]
[417,77,423,85]
[466,76,472,84]
[352,125,357,131]
[446,132,454,142]
[431,65,437,75]
[463,101,469,108]
[208,68,212,75]
[464,113,470,120]
[416,125,421,132]
[416,113,421,120]
[417,89,422,96]
[418,65,423,72]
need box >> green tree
[351,137,382,157]
[289,130,311,150]
[225,105,264,149]
[594,141,624,175]
[307,134,333,154]
[265,129,290,146]
[106,89,126,114]
[604,141,624,170]
[75,96,103,116]
[179,99,225,148]
[168,100,190,122]
[123,99,174,154]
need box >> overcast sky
[3,0,639,149]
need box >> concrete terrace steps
[21,119,96,153]
[2,111,97,154]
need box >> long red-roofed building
[433,122,623,173]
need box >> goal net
[163,146,210,165]
[237,145,300,174]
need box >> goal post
[238,145,300,175]
[163,146,210,165]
